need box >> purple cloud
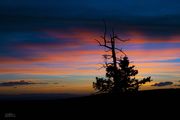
[0,80,47,87]
[152,81,173,87]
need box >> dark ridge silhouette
[0,89,179,119]
[0,93,83,100]
[93,22,152,94]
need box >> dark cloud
[0,80,47,87]
[0,0,180,60]
[1,0,180,18]
[152,81,173,87]
[0,29,80,60]
[1,0,180,35]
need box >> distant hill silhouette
[0,89,179,119]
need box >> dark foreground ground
[0,89,179,119]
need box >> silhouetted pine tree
[93,22,152,94]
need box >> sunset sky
[0,0,180,95]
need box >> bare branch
[103,45,112,49]
[116,37,130,42]
[115,48,127,56]
[100,36,104,39]
[103,20,107,46]
[112,28,115,38]
[95,38,126,56]
[105,49,111,52]
[103,54,112,59]
[95,40,113,50]
[97,65,105,70]
[95,39,102,46]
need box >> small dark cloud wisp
[152,81,173,87]
[0,80,47,87]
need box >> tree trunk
[111,38,119,93]
[111,40,117,72]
